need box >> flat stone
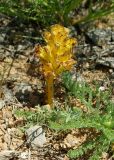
[26,125,46,148]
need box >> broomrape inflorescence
[35,24,77,107]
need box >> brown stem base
[45,75,54,107]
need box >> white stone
[0,150,17,160]
[99,86,105,91]
[26,125,46,148]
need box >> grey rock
[0,150,18,160]
[2,86,14,104]
[96,57,114,68]
[92,46,102,57]
[0,86,14,109]
[92,44,114,58]
[26,125,46,148]
[76,44,91,56]
[87,29,111,46]
[77,28,114,69]
[14,82,32,94]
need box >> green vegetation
[15,72,114,159]
[49,72,114,159]
[14,107,51,131]
[0,0,114,26]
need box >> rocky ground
[0,13,114,159]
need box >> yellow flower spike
[35,24,77,107]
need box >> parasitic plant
[35,24,77,107]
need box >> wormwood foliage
[14,107,51,131]
[49,72,114,159]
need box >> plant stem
[46,75,54,107]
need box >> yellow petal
[43,31,52,43]
[39,46,49,61]
[51,24,70,36]
[65,38,77,49]
[58,53,72,62]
